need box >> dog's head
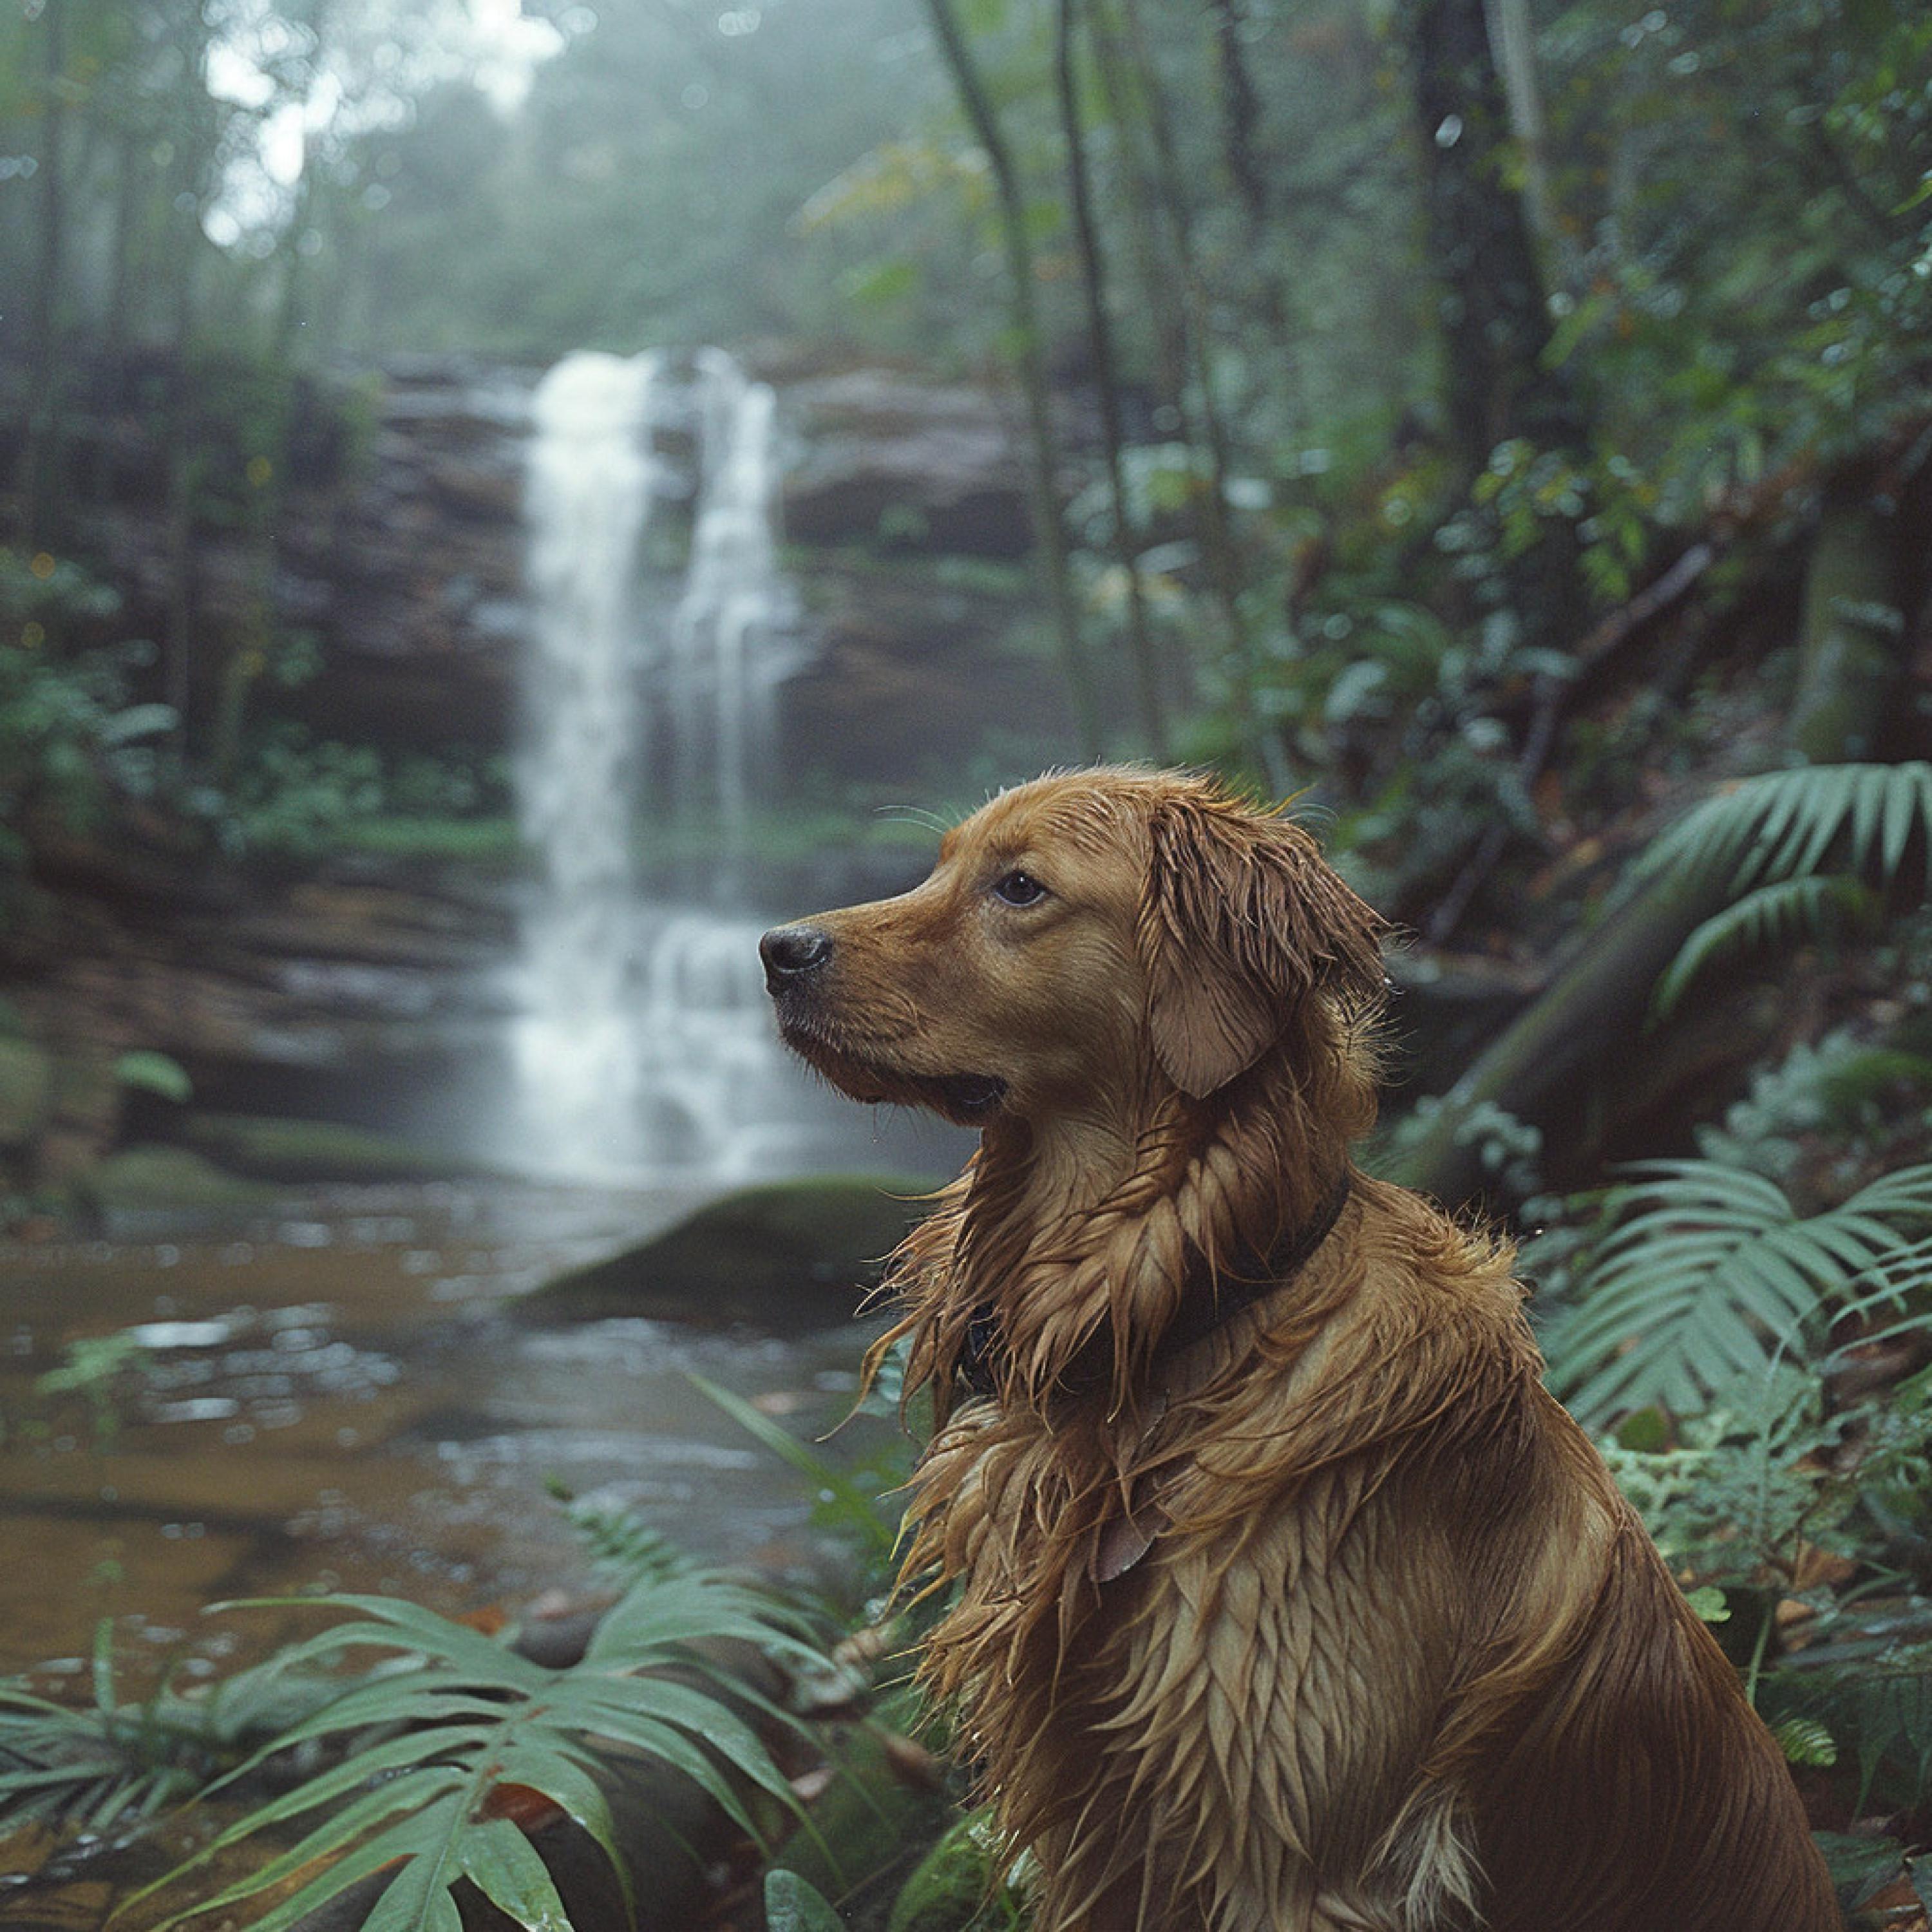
[761,767,1388,1128]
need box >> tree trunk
[21,0,68,545]
[1482,0,1557,264]
[1786,499,1902,764]
[1103,0,1280,784]
[1410,0,1587,649]
[922,0,1102,759]
[1387,497,1904,1208]
[1055,0,1167,758]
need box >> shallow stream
[0,1180,895,1690]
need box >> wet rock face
[777,368,1033,557]
[298,365,536,748]
[68,352,1056,781]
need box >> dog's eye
[992,869,1048,907]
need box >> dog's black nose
[760,924,833,985]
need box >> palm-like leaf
[124,1571,826,1932]
[1543,1159,1932,1423]
[1634,762,1932,1013]
[1650,875,1879,1019]
[1636,762,1932,897]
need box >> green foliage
[1637,761,1932,902]
[1604,1362,1932,1812]
[35,1329,150,1449]
[0,551,172,868]
[0,1623,343,1839]
[113,1049,193,1104]
[766,1868,848,1932]
[207,730,510,862]
[559,1493,698,1590]
[130,1575,828,1932]
[1652,875,1881,1021]
[1540,1159,1932,1422]
[0,1625,204,1835]
[1383,1097,1544,1200]
[1694,1025,1932,1191]
[1633,762,1932,1018]
[886,1810,1032,1932]
[694,1370,905,1579]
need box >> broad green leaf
[766,1868,847,1932]
[460,1817,576,1931]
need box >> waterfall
[666,348,799,866]
[510,348,811,1183]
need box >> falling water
[511,348,811,1183]
[515,351,660,1174]
[666,348,800,865]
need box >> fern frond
[1650,875,1879,1020]
[1771,1715,1839,1768]
[1635,762,1930,1016]
[124,1569,828,1932]
[1637,761,1932,897]
[1543,1159,1932,1423]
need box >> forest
[2,0,1932,1926]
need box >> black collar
[958,1171,1352,1401]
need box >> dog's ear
[1140,791,1388,1098]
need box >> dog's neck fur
[881,998,1375,1427]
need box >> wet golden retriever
[761,767,1840,1932]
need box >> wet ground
[0,1179,898,1691]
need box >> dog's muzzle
[760,923,833,993]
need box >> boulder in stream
[523,1173,940,1332]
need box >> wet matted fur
[761,767,1841,1932]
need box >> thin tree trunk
[1207,0,1266,225]
[1055,0,1167,758]
[1786,499,1902,764]
[1412,0,1587,654]
[1106,0,1281,785]
[23,0,68,545]
[922,0,1101,759]
[1482,0,1557,264]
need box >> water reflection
[0,1180,891,1685]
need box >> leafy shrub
[125,1573,827,1932]
[0,618,173,873]
[1604,1363,1932,1822]
[1539,1158,1932,1422]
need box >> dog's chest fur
[900,1191,1553,1931]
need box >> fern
[1770,1715,1838,1768]
[1634,762,1932,1014]
[1542,1159,1932,1421]
[1651,875,1879,1019]
[1637,761,1932,898]
[125,1571,828,1932]
[1774,1651,1932,1810]
[0,1620,296,1837]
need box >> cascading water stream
[510,348,817,1184]
[515,351,660,1175]
[668,348,799,869]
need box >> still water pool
[0,1180,894,1688]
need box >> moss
[178,1113,486,1183]
[524,1173,940,1332]
[887,1814,1018,1932]
[0,1036,53,1151]
[80,1145,276,1217]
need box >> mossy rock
[80,1144,278,1217]
[178,1113,485,1183]
[524,1173,939,1332]
[0,1036,53,1151]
